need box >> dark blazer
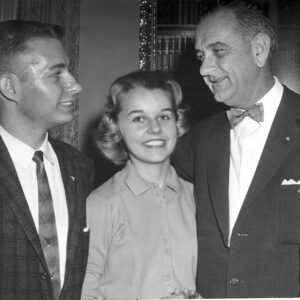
[0,136,95,300]
[174,86,300,298]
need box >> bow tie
[226,103,264,128]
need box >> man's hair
[94,70,189,166]
[0,20,64,78]
[207,1,277,59]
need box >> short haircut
[94,70,189,166]
[204,1,276,59]
[0,20,64,78]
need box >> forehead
[21,38,69,69]
[195,10,241,49]
[120,87,172,110]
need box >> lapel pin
[285,136,291,142]
[70,176,75,181]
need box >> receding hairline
[197,7,240,33]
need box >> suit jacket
[0,136,95,300]
[174,86,300,298]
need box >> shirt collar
[124,161,180,196]
[256,76,283,130]
[231,76,283,136]
[0,126,55,169]
[39,136,55,165]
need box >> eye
[132,116,144,123]
[160,113,172,121]
[51,70,62,80]
[196,54,204,62]
[213,48,226,57]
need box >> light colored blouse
[81,161,197,300]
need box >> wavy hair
[205,1,276,59]
[94,70,189,165]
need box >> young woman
[81,70,199,300]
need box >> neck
[130,158,171,188]
[0,104,50,150]
[0,123,47,150]
[255,74,275,101]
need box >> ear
[0,74,19,103]
[251,33,271,68]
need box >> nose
[147,119,161,134]
[199,54,216,77]
[65,73,82,94]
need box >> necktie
[33,151,61,299]
[226,103,264,128]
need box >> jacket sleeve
[173,131,195,183]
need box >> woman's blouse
[81,161,197,300]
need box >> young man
[174,1,300,298]
[0,20,95,299]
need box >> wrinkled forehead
[195,10,239,47]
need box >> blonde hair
[94,70,189,165]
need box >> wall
[78,0,140,152]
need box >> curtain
[0,0,81,148]
[0,0,18,19]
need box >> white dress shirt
[0,126,68,285]
[228,77,283,243]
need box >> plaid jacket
[0,137,95,300]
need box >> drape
[0,0,81,148]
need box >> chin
[148,157,170,165]
[51,118,73,129]
[60,113,75,123]
[214,92,235,106]
[214,95,227,104]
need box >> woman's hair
[94,70,189,166]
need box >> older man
[174,1,300,298]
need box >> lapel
[207,113,231,246]
[0,136,47,269]
[243,87,300,209]
[50,140,80,282]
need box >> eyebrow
[196,41,229,53]
[128,108,173,115]
[49,63,69,70]
[210,41,229,48]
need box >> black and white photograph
[1,0,300,299]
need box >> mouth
[59,100,74,108]
[143,139,165,148]
[209,77,228,93]
[211,77,226,86]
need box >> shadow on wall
[174,45,227,127]
[83,117,122,186]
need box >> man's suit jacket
[174,86,300,298]
[0,137,95,300]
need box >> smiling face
[117,86,178,168]
[15,38,82,131]
[195,10,261,108]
